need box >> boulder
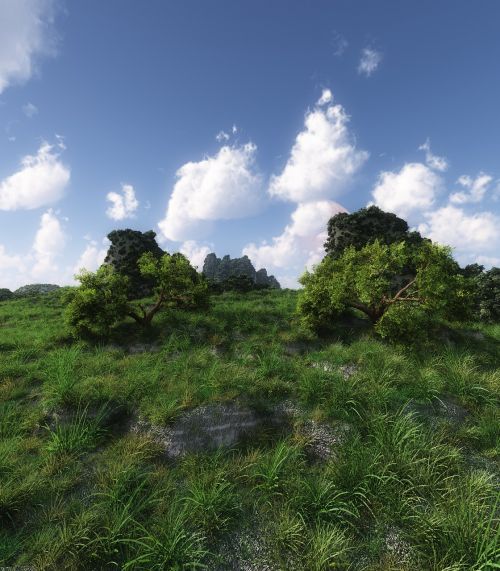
[103,229,165,298]
[202,253,280,289]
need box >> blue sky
[1,0,500,289]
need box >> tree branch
[391,276,417,303]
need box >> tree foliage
[128,252,208,325]
[477,267,500,322]
[64,265,130,337]
[65,252,208,337]
[324,205,424,259]
[298,240,472,340]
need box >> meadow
[0,288,498,570]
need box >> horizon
[1,0,500,290]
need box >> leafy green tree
[324,205,424,258]
[64,265,130,337]
[65,253,208,337]
[127,252,209,326]
[298,240,471,339]
[477,267,500,322]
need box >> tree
[127,252,209,326]
[64,265,130,337]
[477,267,500,322]
[298,240,472,339]
[324,205,424,259]
[65,252,209,337]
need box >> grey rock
[202,253,280,289]
[0,288,14,301]
[14,284,60,297]
[130,403,264,459]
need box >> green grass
[0,288,498,569]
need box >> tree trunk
[349,301,386,324]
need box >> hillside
[0,289,498,570]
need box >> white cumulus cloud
[449,173,492,204]
[106,184,139,220]
[371,162,443,222]
[179,240,213,270]
[0,0,57,94]
[73,239,109,276]
[158,143,264,241]
[243,201,346,287]
[0,209,67,289]
[358,48,382,77]
[0,141,70,210]
[418,206,500,255]
[31,208,66,277]
[269,95,368,203]
[419,139,448,172]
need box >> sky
[1,0,500,290]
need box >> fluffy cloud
[317,88,333,106]
[158,143,264,241]
[371,162,443,222]
[418,205,500,256]
[419,139,448,172]
[106,184,139,220]
[31,209,66,277]
[269,96,368,203]
[0,246,26,277]
[0,141,70,210]
[243,201,346,286]
[73,239,108,276]
[0,0,57,94]
[358,48,382,77]
[0,209,67,289]
[179,240,213,270]
[449,173,492,204]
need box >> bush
[64,266,130,337]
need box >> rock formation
[103,229,165,298]
[0,288,14,301]
[14,284,60,297]
[202,253,280,289]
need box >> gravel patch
[384,527,414,566]
[214,527,277,571]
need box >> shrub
[64,266,130,337]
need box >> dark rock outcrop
[14,284,60,297]
[0,288,14,301]
[103,229,165,298]
[202,253,280,289]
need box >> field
[0,289,498,570]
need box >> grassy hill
[0,289,498,569]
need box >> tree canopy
[65,252,208,337]
[298,240,472,339]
